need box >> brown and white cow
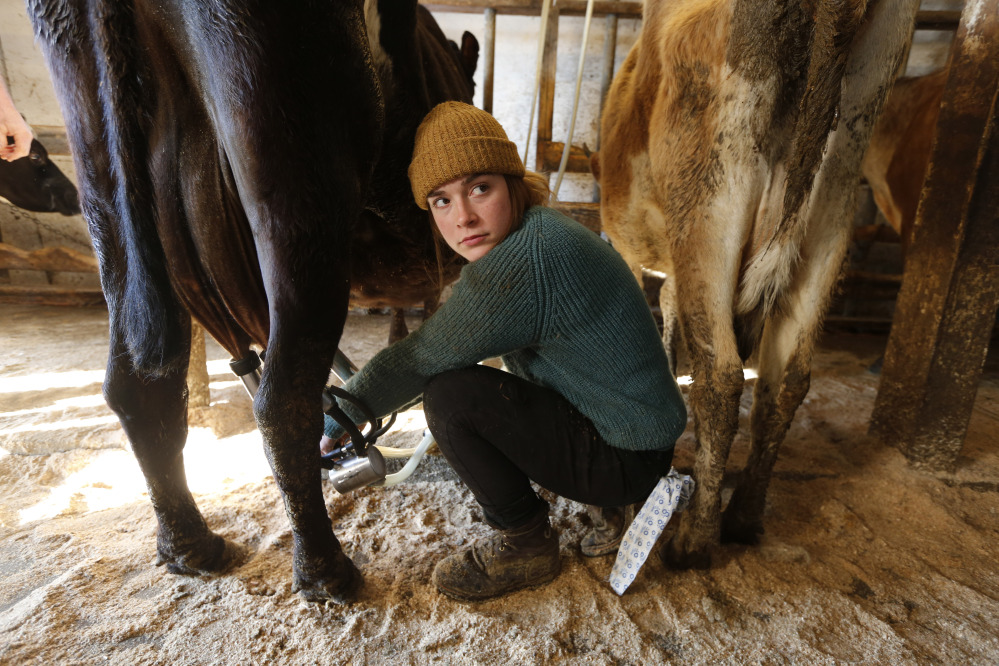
[595,0,919,567]
[26,0,474,604]
[862,68,946,258]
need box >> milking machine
[229,348,434,494]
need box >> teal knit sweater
[325,206,686,451]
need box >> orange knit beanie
[408,101,525,209]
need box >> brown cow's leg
[389,308,409,344]
[660,293,744,570]
[721,326,812,544]
[720,161,852,544]
[720,235,836,542]
[104,316,239,574]
[658,272,681,374]
[722,0,916,541]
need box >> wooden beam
[32,125,73,156]
[0,284,105,306]
[0,242,98,273]
[558,201,600,233]
[914,10,962,31]
[537,139,592,173]
[482,8,497,113]
[597,13,618,151]
[422,1,953,28]
[187,320,210,408]
[422,1,642,18]
[870,0,999,471]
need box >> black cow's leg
[27,1,235,577]
[184,0,377,603]
[253,297,360,604]
[103,313,238,574]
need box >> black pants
[423,365,673,530]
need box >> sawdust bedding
[1,304,997,664]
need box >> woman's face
[428,173,512,262]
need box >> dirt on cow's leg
[660,329,744,570]
[723,317,815,544]
[289,529,361,606]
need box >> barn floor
[0,303,997,664]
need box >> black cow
[0,138,80,215]
[27,0,475,604]
[348,5,476,342]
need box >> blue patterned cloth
[609,468,695,595]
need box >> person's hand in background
[0,74,32,161]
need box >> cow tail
[775,1,867,246]
[94,1,188,377]
[741,0,867,321]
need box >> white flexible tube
[552,0,596,198]
[374,442,423,458]
[373,430,436,487]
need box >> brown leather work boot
[433,512,560,602]
[581,503,638,557]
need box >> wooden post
[483,8,496,113]
[596,12,617,149]
[536,2,559,172]
[869,0,999,471]
[187,320,210,409]
[594,13,617,201]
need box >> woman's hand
[320,432,350,456]
[0,78,32,162]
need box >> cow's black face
[0,138,81,215]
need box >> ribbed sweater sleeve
[326,206,687,452]
[324,218,542,436]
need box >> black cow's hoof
[657,536,712,570]
[293,553,363,606]
[157,534,246,576]
[720,510,764,546]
